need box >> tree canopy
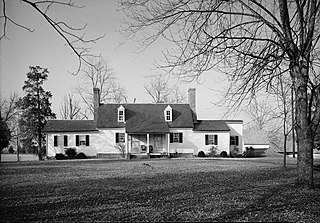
[120,0,320,187]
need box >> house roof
[193,120,231,131]
[243,129,269,145]
[44,120,98,132]
[97,103,194,133]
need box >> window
[54,135,68,147]
[118,105,125,122]
[170,132,183,143]
[116,133,125,143]
[205,134,218,145]
[230,136,239,146]
[54,135,58,147]
[164,105,172,122]
[76,135,90,146]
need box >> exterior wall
[226,122,243,153]
[168,128,230,156]
[46,128,126,157]
[191,131,230,155]
[244,144,270,149]
[46,131,101,157]
[169,128,197,155]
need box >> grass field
[1,157,320,222]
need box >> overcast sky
[0,0,251,124]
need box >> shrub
[55,153,65,160]
[76,152,87,159]
[243,147,254,158]
[65,148,77,159]
[220,151,228,157]
[198,151,206,157]
[8,146,15,154]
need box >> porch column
[147,133,150,159]
[125,133,130,160]
[167,133,170,157]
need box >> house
[243,129,269,157]
[44,88,244,158]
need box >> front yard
[1,157,320,222]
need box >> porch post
[167,133,170,157]
[147,133,150,159]
[125,133,130,160]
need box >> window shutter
[86,135,90,146]
[64,135,68,147]
[170,133,173,143]
[214,135,218,145]
[179,133,183,143]
[236,136,239,146]
[76,135,80,146]
[116,133,119,143]
[205,135,208,145]
[54,136,58,147]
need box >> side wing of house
[225,120,244,153]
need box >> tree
[17,66,56,160]
[75,58,127,119]
[59,94,82,120]
[0,0,103,74]
[0,115,11,162]
[144,74,187,103]
[120,0,320,188]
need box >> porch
[126,133,170,158]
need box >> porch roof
[193,120,230,131]
[97,103,194,132]
[44,120,98,132]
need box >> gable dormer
[164,105,172,122]
[118,105,125,122]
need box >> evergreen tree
[17,66,56,160]
[0,115,12,161]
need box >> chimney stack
[93,88,100,121]
[188,88,197,119]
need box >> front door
[154,134,163,153]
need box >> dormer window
[118,105,125,122]
[164,105,172,122]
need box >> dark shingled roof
[193,120,230,131]
[97,103,194,133]
[243,129,269,145]
[44,120,98,132]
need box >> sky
[0,0,251,125]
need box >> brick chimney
[93,88,100,121]
[188,88,197,120]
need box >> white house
[44,88,244,158]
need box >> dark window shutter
[86,135,90,146]
[170,133,173,143]
[205,135,208,145]
[236,136,239,146]
[179,133,183,143]
[54,136,58,147]
[64,135,68,147]
[214,135,218,145]
[76,135,80,146]
[116,133,119,143]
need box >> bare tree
[1,0,103,74]
[0,92,20,134]
[75,58,127,119]
[59,94,81,120]
[144,74,187,103]
[120,0,320,187]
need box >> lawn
[1,157,320,222]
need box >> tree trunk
[291,62,314,188]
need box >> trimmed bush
[220,151,228,157]
[55,153,65,160]
[198,151,206,157]
[76,152,87,159]
[65,148,77,159]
